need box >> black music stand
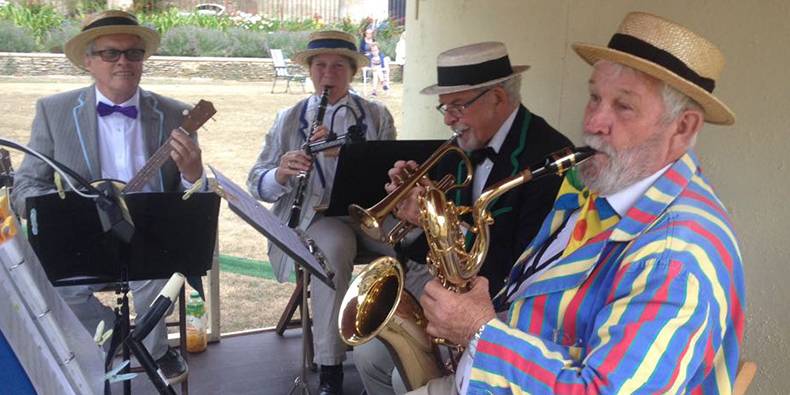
[25,192,220,395]
[208,166,332,395]
[324,140,446,217]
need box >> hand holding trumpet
[385,160,428,226]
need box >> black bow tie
[468,147,497,166]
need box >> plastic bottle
[185,290,207,353]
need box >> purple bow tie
[97,101,138,119]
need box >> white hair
[499,74,522,103]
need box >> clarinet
[287,86,331,228]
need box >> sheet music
[208,165,333,288]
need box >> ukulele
[94,100,216,193]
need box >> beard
[453,123,486,151]
[578,128,667,196]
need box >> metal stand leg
[288,270,312,395]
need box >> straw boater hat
[292,30,369,71]
[420,42,529,95]
[64,10,160,70]
[573,12,735,125]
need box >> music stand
[207,166,332,395]
[26,192,220,395]
[323,140,446,217]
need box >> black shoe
[157,348,188,384]
[318,364,343,395]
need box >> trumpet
[339,146,597,391]
[349,136,473,245]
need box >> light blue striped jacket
[470,152,745,394]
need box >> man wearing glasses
[12,10,202,382]
[354,41,572,395]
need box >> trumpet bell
[348,204,386,242]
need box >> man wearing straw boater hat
[408,12,744,394]
[13,10,204,382]
[354,41,572,395]
[247,30,396,394]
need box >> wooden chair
[270,49,307,94]
[733,360,757,395]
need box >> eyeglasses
[91,48,146,62]
[436,88,492,117]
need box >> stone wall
[0,52,403,82]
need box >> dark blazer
[401,105,573,297]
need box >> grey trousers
[303,215,396,366]
[57,278,170,360]
[353,260,433,395]
[406,374,457,395]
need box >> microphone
[131,273,185,341]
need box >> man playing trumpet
[354,41,572,395]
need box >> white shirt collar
[604,163,671,217]
[95,87,139,107]
[486,106,518,154]
[310,92,349,110]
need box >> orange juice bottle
[185,290,207,353]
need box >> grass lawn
[0,75,403,333]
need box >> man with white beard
[408,12,745,395]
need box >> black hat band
[83,16,139,31]
[437,55,513,87]
[308,38,357,52]
[608,33,715,93]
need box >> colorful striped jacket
[469,152,745,394]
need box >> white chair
[270,49,307,94]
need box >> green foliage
[0,2,396,58]
[0,3,63,46]
[264,31,310,59]
[161,26,297,58]
[42,20,81,53]
[139,8,236,33]
[72,0,107,17]
[0,20,38,52]
[226,28,267,58]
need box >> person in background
[395,31,406,65]
[359,25,376,57]
[367,42,390,96]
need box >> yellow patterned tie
[554,172,620,258]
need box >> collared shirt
[471,107,517,200]
[259,93,354,202]
[95,87,204,192]
[95,88,147,187]
[456,162,671,394]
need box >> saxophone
[338,146,595,391]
